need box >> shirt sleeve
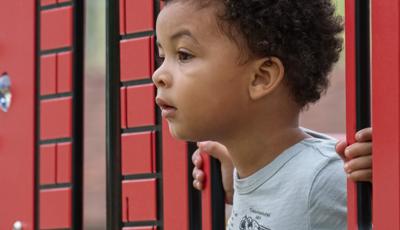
[308,159,347,230]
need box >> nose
[152,66,172,88]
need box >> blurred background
[84,0,106,229]
[83,0,345,228]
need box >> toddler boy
[153,0,348,229]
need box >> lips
[155,97,177,118]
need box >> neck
[219,117,310,179]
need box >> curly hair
[162,0,344,107]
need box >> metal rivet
[0,72,11,112]
[13,221,22,230]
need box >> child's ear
[248,57,285,100]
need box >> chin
[168,123,208,142]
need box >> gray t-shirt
[227,131,347,230]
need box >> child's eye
[177,51,194,63]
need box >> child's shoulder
[282,130,343,185]
[277,129,341,171]
[301,127,341,161]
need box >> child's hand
[192,141,234,204]
[336,127,372,182]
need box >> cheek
[177,72,246,118]
[169,65,248,140]
[178,86,245,138]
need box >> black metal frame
[106,0,122,228]
[210,159,225,230]
[72,0,85,228]
[106,0,163,229]
[35,1,84,229]
[355,0,372,229]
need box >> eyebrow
[156,29,200,47]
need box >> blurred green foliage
[85,0,106,73]
[335,0,345,16]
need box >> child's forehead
[156,1,224,39]
[160,0,224,20]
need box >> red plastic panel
[122,179,157,222]
[41,54,57,95]
[120,37,153,81]
[41,6,73,50]
[0,1,36,228]
[344,1,358,229]
[123,227,155,230]
[162,120,189,229]
[57,51,73,93]
[126,84,155,127]
[40,97,72,140]
[121,86,127,129]
[120,0,126,35]
[371,1,400,229]
[41,0,57,6]
[40,144,57,185]
[57,142,72,183]
[125,0,154,33]
[40,188,72,229]
[121,131,156,175]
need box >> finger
[345,142,372,159]
[335,140,348,161]
[355,127,372,142]
[198,141,230,162]
[193,168,205,182]
[192,167,198,179]
[347,169,372,182]
[344,156,372,173]
[193,179,204,190]
[191,149,203,168]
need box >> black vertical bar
[34,0,40,229]
[106,0,122,229]
[154,1,165,229]
[72,0,85,229]
[210,158,225,230]
[355,0,372,229]
[156,114,165,229]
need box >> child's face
[153,1,254,141]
